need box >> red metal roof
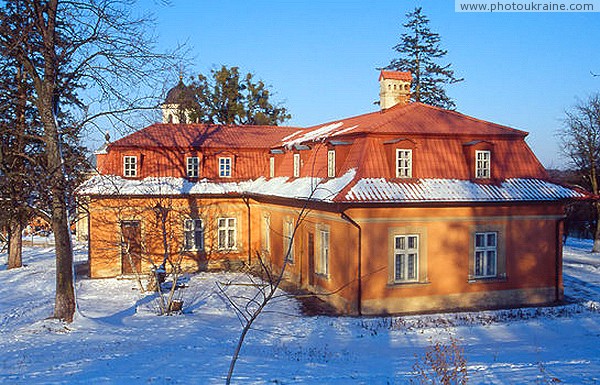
[281,103,528,148]
[379,70,412,82]
[110,123,303,149]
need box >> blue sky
[130,0,599,168]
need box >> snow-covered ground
[0,239,598,384]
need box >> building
[78,71,583,315]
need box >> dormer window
[293,153,300,177]
[475,150,491,179]
[219,157,232,178]
[327,150,336,178]
[396,149,412,178]
[123,156,137,177]
[186,156,199,178]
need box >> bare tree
[560,93,600,251]
[0,0,181,322]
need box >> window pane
[408,236,417,249]
[475,233,485,247]
[194,230,203,250]
[487,233,496,247]
[407,254,416,279]
[218,229,226,248]
[228,218,235,227]
[218,218,226,228]
[228,229,235,248]
[395,254,402,281]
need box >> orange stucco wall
[87,195,565,315]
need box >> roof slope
[280,103,527,147]
[110,123,303,149]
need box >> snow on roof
[78,171,582,204]
[78,169,358,203]
[344,178,584,203]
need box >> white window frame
[293,153,300,178]
[217,217,236,250]
[475,150,491,179]
[396,149,412,178]
[219,157,232,178]
[262,215,271,253]
[316,228,329,276]
[474,231,497,278]
[283,219,295,263]
[186,156,199,178]
[183,218,204,251]
[123,156,137,177]
[269,156,275,178]
[393,234,419,283]
[327,150,336,178]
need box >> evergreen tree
[385,7,463,110]
[184,66,290,125]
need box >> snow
[78,173,583,204]
[77,169,357,202]
[346,178,584,202]
[0,239,599,384]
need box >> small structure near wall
[78,71,585,315]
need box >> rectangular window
[219,157,232,178]
[186,156,199,178]
[393,235,419,282]
[283,220,295,263]
[293,153,300,177]
[474,232,497,278]
[475,150,491,179]
[316,228,329,276]
[327,150,336,178]
[269,156,275,178]
[217,217,236,250]
[123,156,137,177]
[396,149,412,178]
[183,219,204,251]
[262,215,271,253]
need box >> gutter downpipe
[341,210,362,316]
[555,215,564,303]
[244,196,251,265]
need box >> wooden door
[307,232,314,286]
[121,220,142,274]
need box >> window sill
[314,272,329,280]
[468,276,507,284]
[387,281,430,288]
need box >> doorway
[121,220,142,274]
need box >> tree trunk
[8,218,23,269]
[40,100,75,322]
[593,203,600,253]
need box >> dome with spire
[162,77,196,124]
[164,77,195,105]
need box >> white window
[396,149,412,178]
[393,235,419,282]
[316,228,329,276]
[474,232,497,278]
[217,217,236,250]
[283,220,295,263]
[123,156,137,177]
[186,157,199,178]
[269,156,275,178]
[293,153,300,177]
[219,157,232,178]
[327,150,336,178]
[475,150,491,179]
[183,219,204,251]
[262,215,271,253]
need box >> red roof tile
[379,70,412,82]
[110,123,303,150]
[283,103,528,146]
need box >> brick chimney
[379,70,412,110]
